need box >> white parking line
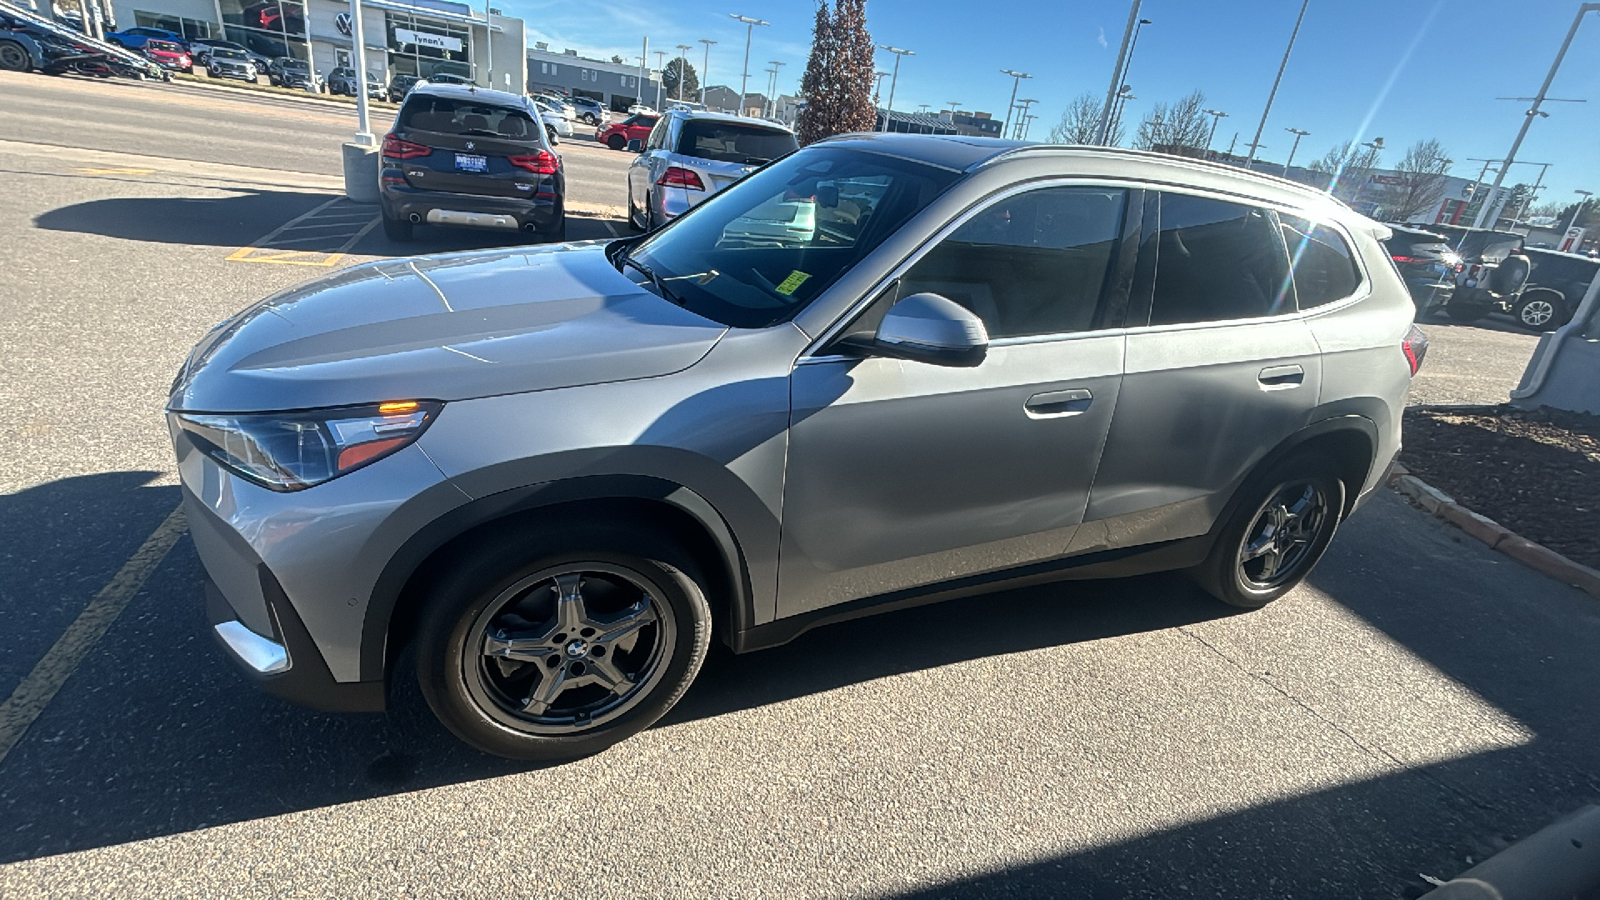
[0,505,187,767]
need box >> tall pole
[1564,190,1593,242]
[654,51,666,108]
[349,0,372,144]
[1203,109,1228,155]
[639,37,648,109]
[1513,162,1553,223]
[1246,0,1309,168]
[1472,3,1600,228]
[698,39,715,105]
[483,0,491,87]
[880,46,914,133]
[1000,68,1030,137]
[731,14,770,117]
[1108,87,1133,141]
[1095,0,1142,144]
[675,44,692,101]
[1013,98,1037,139]
[767,59,785,115]
[1282,127,1309,175]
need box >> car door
[778,184,1142,616]
[627,116,670,214]
[1080,190,1321,552]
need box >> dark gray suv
[169,135,1424,761]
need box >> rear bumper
[380,180,563,232]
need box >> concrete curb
[1420,804,1600,898]
[1389,463,1600,600]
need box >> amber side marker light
[378,401,420,414]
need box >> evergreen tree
[663,58,699,101]
[796,0,876,146]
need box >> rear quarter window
[676,121,798,164]
[1280,215,1362,308]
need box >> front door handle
[1258,365,1305,390]
[1025,388,1093,418]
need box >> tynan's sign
[395,28,462,53]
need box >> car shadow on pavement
[32,189,349,250]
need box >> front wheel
[415,531,711,761]
[1191,459,1344,609]
[606,133,626,150]
[1514,290,1565,332]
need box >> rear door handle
[1258,365,1305,390]
[1025,388,1093,418]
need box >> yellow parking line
[74,167,157,176]
[0,505,187,767]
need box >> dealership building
[106,0,527,90]
[526,44,659,113]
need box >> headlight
[172,400,441,491]
[1441,250,1463,269]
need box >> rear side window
[1280,215,1362,309]
[1149,194,1291,325]
[400,97,537,140]
[676,120,799,165]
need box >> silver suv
[625,108,798,231]
[168,135,1425,761]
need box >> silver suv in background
[168,136,1424,762]
[625,109,798,230]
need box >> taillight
[1391,255,1419,264]
[1402,324,1428,376]
[381,133,431,160]
[509,150,560,175]
[658,167,706,191]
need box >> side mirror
[626,138,644,153]
[844,293,988,367]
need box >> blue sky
[507,0,1600,205]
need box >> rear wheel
[1514,290,1564,332]
[1445,289,1493,323]
[381,210,413,242]
[0,41,32,72]
[607,133,626,150]
[1192,458,1344,609]
[415,529,712,761]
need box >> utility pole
[999,68,1031,138]
[1282,127,1309,176]
[1203,108,1228,156]
[878,46,914,133]
[697,39,715,105]
[731,14,770,117]
[1472,3,1600,228]
[1246,0,1310,168]
[1096,0,1142,144]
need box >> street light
[766,59,785,116]
[999,68,1032,138]
[697,39,716,105]
[730,13,770,117]
[1246,0,1310,168]
[653,50,667,109]
[1282,127,1310,175]
[1013,98,1038,139]
[1113,17,1151,129]
[1108,85,1134,141]
[1202,108,1228,155]
[674,44,692,101]
[1565,190,1594,243]
[879,45,914,133]
[1096,0,1143,144]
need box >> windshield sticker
[774,270,812,295]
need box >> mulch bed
[1401,405,1600,571]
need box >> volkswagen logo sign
[334,11,353,36]
[465,141,475,150]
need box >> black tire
[1445,290,1492,323]
[382,211,413,242]
[537,215,567,243]
[415,527,712,761]
[546,124,559,143]
[1513,290,1565,332]
[1191,456,1345,609]
[627,190,646,232]
[0,40,32,73]
[607,133,626,150]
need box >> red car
[597,112,659,150]
[143,39,192,73]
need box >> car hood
[170,242,728,412]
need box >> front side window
[1280,215,1361,308]
[898,186,1130,339]
[1149,193,1292,326]
[624,147,959,328]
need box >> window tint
[676,120,798,165]
[1149,194,1291,325]
[899,187,1128,339]
[1280,216,1362,308]
[399,97,537,139]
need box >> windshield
[622,147,958,328]
[675,120,798,165]
[213,49,246,60]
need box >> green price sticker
[774,270,812,296]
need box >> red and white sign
[1559,226,1586,253]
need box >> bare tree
[1308,141,1383,203]
[1050,92,1120,145]
[1373,139,1452,221]
[796,0,876,145]
[1132,90,1211,156]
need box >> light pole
[1565,190,1594,246]
[1096,0,1143,144]
[730,14,770,117]
[763,65,778,117]
[653,50,667,109]
[638,37,648,109]
[1108,85,1134,142]
[999,68,1031,138]
[879,45,914,133]
[1115,17,1151,125]
[698,38,716,105]
[1203,108,1228,155]
[674,44,692,101]
[1245,0,1310,168]
[1012,98,1037,139]
[1282,128,1309,176]
[767,59,785,115]
[1473,4,1600,228]
[348,0,372,145]
[1512,162,1553,223]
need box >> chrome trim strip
[215,621,290,675]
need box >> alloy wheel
[1520,299,1555,328]
[1237,481,1328,590]
[462,564,674,735]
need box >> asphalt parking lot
[3,70,1598,898]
